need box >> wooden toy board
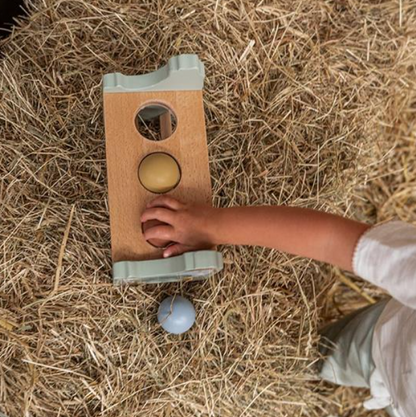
[103,90,212,263]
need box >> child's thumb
[163,243,187,258]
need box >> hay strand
[52,203,75,294]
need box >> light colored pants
[318,299,396,416]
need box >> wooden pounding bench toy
[103,54,223,285]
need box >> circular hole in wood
[135,103,177,141]
[138,152,181,194]
[142,219,172,248]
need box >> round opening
[138,152,181,194]
[135,103,177,141]
[142,219,172,248]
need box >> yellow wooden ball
[138,152,181,193]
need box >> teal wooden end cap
[113,250,223,285]
[103,54,205,93]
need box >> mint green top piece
[113,250,223,285]
[103,54,205,93]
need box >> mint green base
[113,250,223,285]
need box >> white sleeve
[353,221,416,310]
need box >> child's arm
[141,196,370,272]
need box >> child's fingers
[163,243,187,258]
[146,196,183,210]
[141,207,175,224]
[143,225,175,242]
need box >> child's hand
[140,196,218,258]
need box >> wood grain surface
[104,90,212,262]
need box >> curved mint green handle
[103,54,205,93]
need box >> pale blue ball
[158,296,195,334]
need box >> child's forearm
[141,196,370,270]
[210,206,370,272]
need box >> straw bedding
[1,1,415,416]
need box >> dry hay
[0,1,415,416]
